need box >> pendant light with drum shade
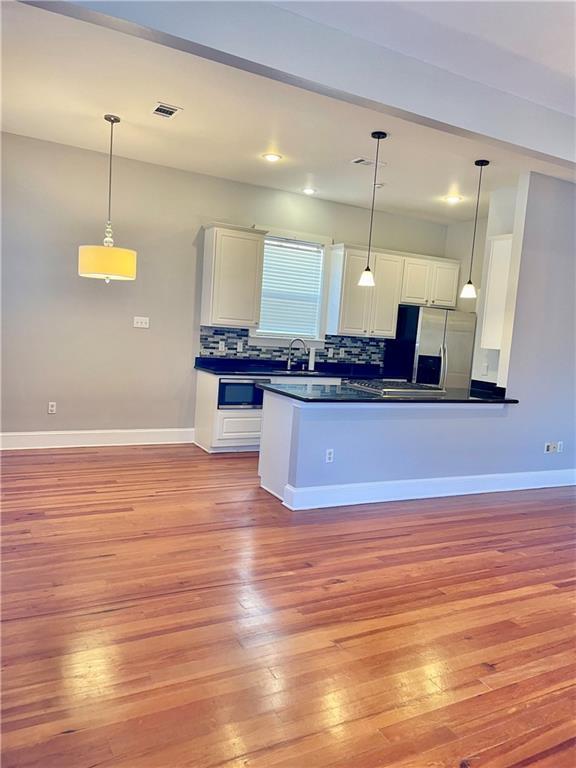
[460,159,489,299]
[358,131,387,287]
[78,115,137,283]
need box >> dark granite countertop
[194,356,386,378]
[256,382,519,404]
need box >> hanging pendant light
[460,159,489,299]
[78,114,137,283]
[358,130,387,287]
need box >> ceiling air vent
[152,102,182,119]
[350,157,388,167]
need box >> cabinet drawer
[215,412,262,441]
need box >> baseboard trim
[282,469,576,511]
[193,441,260,454]
[0,428,196,450]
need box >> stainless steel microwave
[217,378,271,410]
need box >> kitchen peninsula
[257,382,519,510]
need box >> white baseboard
[0,428,196,450]
[193,440,260,454]
[282,469,576,511]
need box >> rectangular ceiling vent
[350,157,388,167]
[152,102,182,119]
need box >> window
[257,236,325,339]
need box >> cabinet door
[212,230,264,327]
[215,411,262,442]
[369,254,404,337]
[400,258,431,305]
[430,261,460,307]
[338,250,370,336]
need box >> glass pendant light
[358,130,387,287]
[459,159,489,300]
[78,115,137,283]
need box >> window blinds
[258,237,324,338]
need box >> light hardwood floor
[1,444,575,768]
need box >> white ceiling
[276,1,576,116]
[2,2,574,223]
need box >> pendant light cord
[107,119,114,223]
[366,136,381,270]
[468,163,484,282]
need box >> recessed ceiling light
[302,187,316,195]
[444,195,463,205]
[262,153,282,163]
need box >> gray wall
[290,172,576,486]
[1,132,448,432]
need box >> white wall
[287,172,575,491]
[1,132,448,433]
[446,187,522,384]
[69,1,575,164]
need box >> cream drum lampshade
[78,245,137,281]
[79,114,137,283]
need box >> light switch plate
[133,316,150,329]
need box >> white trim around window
[250,227,334,344]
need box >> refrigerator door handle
[439,345,446,389]
[412,341,420,383]
[440,344,448,389]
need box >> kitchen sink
[269,368,322,376]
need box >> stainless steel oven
[217,378,271,410]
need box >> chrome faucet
[287,338,309,371]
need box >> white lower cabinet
[194,371,341,452]
[215,412,262,441]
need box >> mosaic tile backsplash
[200,326,387,365]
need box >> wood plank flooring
[1,444,575,768]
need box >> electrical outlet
[339,348,346,358]
[325,448,334,463]
[327,347,334,358]
[544,442,558,454]
[218,340,226,352]
[133,316,150,329]
[47,401,56,414]
[557,441,564,453]
[237,340,244,353]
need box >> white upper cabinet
[370,253,404,337]
[337,249,372,336]
[201,225,267,328]
[326,245,404,338]
[429,260,460,307]
[400,258,431,305]
[400,257,460,307]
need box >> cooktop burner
[346,379,444,395]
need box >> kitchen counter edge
[256,383,519,404]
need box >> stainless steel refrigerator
[410,306,477,390]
